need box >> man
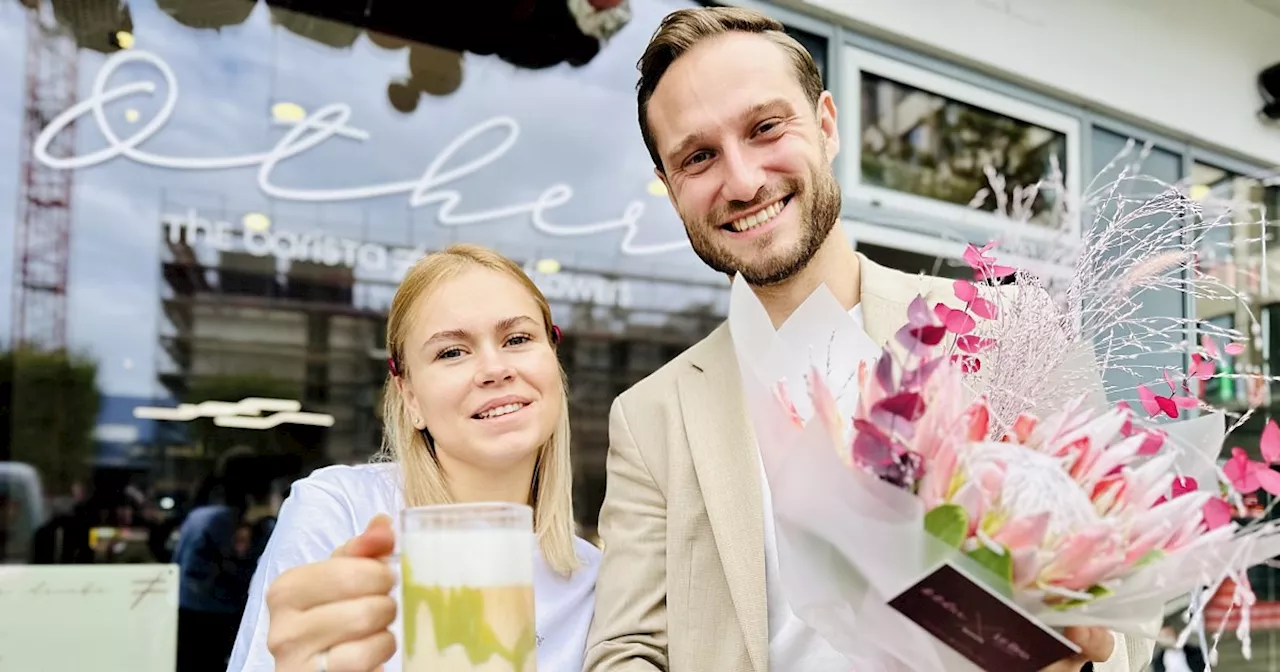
[584,7,1153,672]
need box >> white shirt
[757,304,869,672]
[226,463,600,672]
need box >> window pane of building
[859,71,1069,228]
[1190,161,1280,411]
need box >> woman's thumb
[332,513,395,558]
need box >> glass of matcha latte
[400,502,538,672]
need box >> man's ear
[817,90,840,161]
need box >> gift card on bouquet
[888,561,1080,672]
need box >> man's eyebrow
[663,97,796,165]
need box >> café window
[1189,160,1280,410]
[844,46,1082,242]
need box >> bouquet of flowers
[729,147,1280,671]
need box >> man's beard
[683,162,842,287]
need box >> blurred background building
[2,0,1280,669]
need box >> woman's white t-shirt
[226,463,601,672]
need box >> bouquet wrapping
[724,147,1280,670]
[728,271,1280,670]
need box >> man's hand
[1038,627,1115,671]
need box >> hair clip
[387,356,400,377]
[551,325,562,344]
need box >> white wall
[795,0,1280,168]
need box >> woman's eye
[507,334,532,346]
[437,347,463,360]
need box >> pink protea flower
[774,278,1252,613]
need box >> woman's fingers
[323,630,398,672]
[267,557,395,613]
[267,594,396,665]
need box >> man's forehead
[648,33,806,151]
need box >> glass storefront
[6,0,1278,669]
[0,0,838,667]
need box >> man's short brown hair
[636,6,825,172]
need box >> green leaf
[1135,549,1164,568]
[1050,584,1115,611]
[967,546,1014,590]
[924,504,969,548]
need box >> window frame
[841,45,1084,246]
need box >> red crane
[11,0,77,352]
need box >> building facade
[4,0,1280,668]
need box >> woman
[226,244,600,672]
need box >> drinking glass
[400,502,538,672]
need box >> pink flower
[806,368,847,455]
[1202,497,1233,530]
[991,510,1051,549]
[1040,525,1121,590]
[773,382,804,428]
[1223,447,1280,495]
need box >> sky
[0,0,728,398]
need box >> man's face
[647,32,842,286]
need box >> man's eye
[685,150,713,167]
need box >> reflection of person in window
[584,7,1154,672]
[172,461,278,672]
[226,245,599,672]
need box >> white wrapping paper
[728,276,1280,671]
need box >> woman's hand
[265,514,398,672]
[1039,627,1115,671]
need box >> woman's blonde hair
[374,243,580,575]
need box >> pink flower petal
[956,335,996,354]
[1224,448,1258,492]
[906,295,931,326]
[945,311,977,335]
[1137,385,1162,417]
[1256,467,1280,496]
[1189,355,1215,381]
[962,244,987,270]
[933,303,952,323]
[1171,476,1198,497]
[1138,429,1166,456]
[1172,395,1199,410]
[1203,498,1233,530]
[1155,397,1180,418]
[951,354,982,373]
[1264,420,1280,465]
[1202,336,1221,359]
[877,392,927,422]
[970,297,999,320]
[1162,369,1178,392]
[953,280,978,303]
[1226,342,1246,356]
[993,511,1051,549]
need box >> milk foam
[401,528,536,587]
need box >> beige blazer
[583,253,1156,672]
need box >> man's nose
[720,145,765,203]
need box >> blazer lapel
[672,257,934,672]
[858,252,945,346]
[680,324,768,672]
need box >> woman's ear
[396,375,427,429]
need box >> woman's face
[398,266,563,478]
